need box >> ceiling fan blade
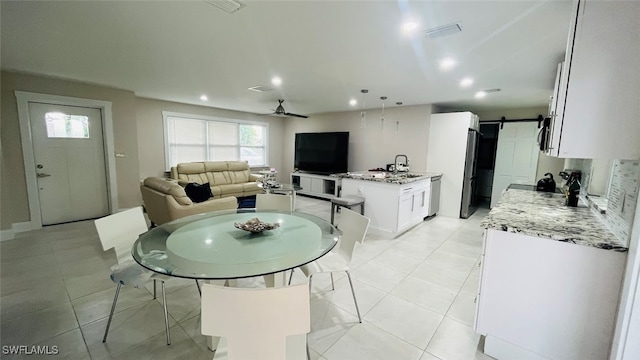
[285,112,309,119]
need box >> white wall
[281,104,432,183]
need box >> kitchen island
[336,171,442,237]
[476,189,627,360]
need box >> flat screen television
[294,132,349,174]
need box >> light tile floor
[0,196,494,360]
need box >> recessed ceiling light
[439,57,457,71]
[460,77,474,88]
[402,21,419,35]
[200,95,208,101]
[475,91,487,99]
[349,99,357,106]
[271,77,282,86]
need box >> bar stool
[330,195,365,225]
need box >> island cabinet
[341,178,430,238]
[547,0,640,159]
[475,229,626,360]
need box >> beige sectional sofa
[140,177,238,226]
[170,161,262,199]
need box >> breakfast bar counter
[337,172,442,237]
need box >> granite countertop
[333,171,442,184]
[481,189,627,252]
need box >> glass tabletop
[132,209,338,280]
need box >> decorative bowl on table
[234,218,280,233]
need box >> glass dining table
[132,208,339,284]
[132,208,338,352]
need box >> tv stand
[291,173,341,199]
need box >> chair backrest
[335,207,370,262]
[256,193,292,212]
[94,207,149,264]
[201,282,310,360]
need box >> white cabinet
[547,0,640,159]
[475,229,626,360]
[290,173,340,199]
[396,182,429,232]
[341,178,430,237]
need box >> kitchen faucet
[393,154,409,174]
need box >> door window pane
[45,112,89,138]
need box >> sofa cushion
[203,161,229,172]
[206,171,231,185]
[143,177,192,206]
[227,161,250,171]
[184,182,213,203]
[229,169,251,184]
[242,182,261,193]
[218,183,244,195]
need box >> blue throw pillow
[184,182,213,203]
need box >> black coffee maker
[559,170,582,207]
[536,173,557,192]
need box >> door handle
[36,173,51,178]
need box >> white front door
[29,102,109,225]
[490,122,540,208]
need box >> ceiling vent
[424,23,462,39]
[203,0,246,14]
[248,85,274,92]
[482,88,502,93]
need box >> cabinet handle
[421,191,425,207]
[411,196,415,211]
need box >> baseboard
[484,335,550,360]
[0,221,38,241]
[0,229,15,241]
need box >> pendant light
[360,89,368,129]
[395,102,402,132]
[380,96,387,130]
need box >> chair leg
[153,279,157,299]
[330,273,335,290]
[330,203,336,225]
[345,271,362,323]
[195,279,201,296]
[161,281,171,345]
[102,283,121,343]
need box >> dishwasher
[428,175,441,216]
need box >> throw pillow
[184,182,213,203]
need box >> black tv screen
[294,132,349,174]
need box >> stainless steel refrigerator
[460,129,481,218]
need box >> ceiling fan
[269,99,309,118]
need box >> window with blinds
[163,112,268,169]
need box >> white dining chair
[290,207,370,323]
[95,206,172,345]
[256,193,292,212]
[201,282,311,360]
